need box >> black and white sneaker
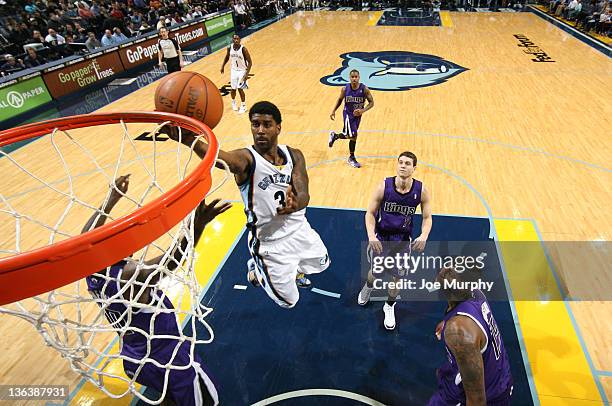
[247,259,260,287]
[296,273,312,288]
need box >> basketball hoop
[0,111,227,404]
[0,112,218,305]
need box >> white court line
[311,287,341,298]
[251,389,386,406]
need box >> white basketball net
[0,118,227,404]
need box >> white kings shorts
[248,221,330,308]
[230,69,248,90]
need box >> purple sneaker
[347,156,361,168]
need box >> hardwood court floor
[0,10,610,404]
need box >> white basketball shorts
[248,221,330,308]
[230,69,248,90]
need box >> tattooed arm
[444,316,487,406]
[277,147,309,215]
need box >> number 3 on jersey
[274,190,286,208]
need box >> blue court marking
[595,370,612,377]
[311,287,342,299]
[307,155,540,405]
[184,208,533,405]
[528,5,612,57]
[529,219,609,405]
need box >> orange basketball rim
[0,112,218,306]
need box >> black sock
[349,139,356,156]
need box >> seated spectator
[101,29,116,47]
[85,31,101,50]
[112,27,129,42]
[569,0,582,18]
[156,14,171,29]
[575,0,593,27]
[74,27,88,42]
[30,30,45,45]
[64,23,76,38]
[165,1,178,16]
[233,0,249,29]
[564,0,578,17]
[46,12,62,32]
[134,0,148,9]
[139,20,152,32]
[171,12,184,25]
[24,47,47,67]
[596,8,611,33]
[45,28,66,45]
[64,3,80,19]
[192,5,205,17]
[110,4,125,19]
[126,22,139,36]
[90,0,101,17]
[29,12,48,31]
[10,22,31,46]
[555,0,568,15]
[78,1,94,19]
[131,10,144,26]
[1,54,26,74]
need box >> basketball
[154,71,224,129]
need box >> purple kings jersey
[86,262,183,360]
[343,83,365,117]
[375,177,422,239]
[438,290,513,403]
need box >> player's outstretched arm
[365,181,385,254]
[81,174,130,234]
[163,125,253,177]
[444,316,487,406]
[278,147,309,215]
[155,198,232,273]
[330,86,346,120]
[413,185,432,251]
[122,198,232,283]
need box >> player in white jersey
[220,34,252,114]
[165,101,330,308]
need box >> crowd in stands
[547,0,611,35]
[0,0,258,77]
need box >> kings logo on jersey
[320,51,467,91]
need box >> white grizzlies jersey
[229,44,247,71]
[239,145,306,241]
